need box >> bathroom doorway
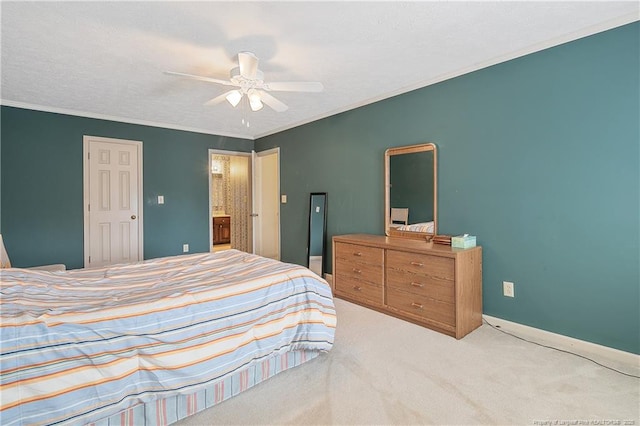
[209,149,280,258]
[209,150,252,253]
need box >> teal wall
[0,107,252,269]
[256,23,640,353]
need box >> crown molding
[254,12,640,139]
[0,100,255,141]
[4,13,638,141]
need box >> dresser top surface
[333,234,481,257]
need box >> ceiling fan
[165,52,323,112]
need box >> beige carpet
[177,299,639,425]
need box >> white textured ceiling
[1,2,638,140]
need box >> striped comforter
[0,250,336,426]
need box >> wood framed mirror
[385,143,437,240]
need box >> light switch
[281,195,287,203]
[158,195,164,205]
[315,206,320,213]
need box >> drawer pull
[411,302,424,309]
[410,261,424,267]
[353,286,362,291]
[352,268,362,274]
[353,252,363,257]
[410,282,424,288]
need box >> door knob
[131,215,137,220]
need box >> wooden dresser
[332,234,482,339]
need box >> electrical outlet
[503,281,515,297]
[183,244,189,253]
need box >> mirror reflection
[385,143,437,239]
[307,192,327,276]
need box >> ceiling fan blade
[263,81,324,92]
[238,52,259,79]
[257,90,288,112]
[164,71,235,87]
[204,90,237,106]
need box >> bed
[392,221,435,233]
[0,250,336,426]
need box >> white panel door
[252,149,280,260]
[84,136,142,268]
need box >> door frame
[83,135,144,267]
[208,149,253,252]
[208,148,281,258]
[252,147,281,259]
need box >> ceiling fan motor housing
[230,67,265,93]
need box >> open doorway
[209,150,252,253]
[209,149,281,258]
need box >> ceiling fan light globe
[248,89,264,111]
[249,97,263,111]
[226,90,242,107]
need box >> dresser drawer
[386,250,454,279]
[335,258,383,286]
[335,276,383,305]
[386,268,454,304]
[335,242,383,266]
[386,287,455,327]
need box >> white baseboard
[483,315,639,368]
